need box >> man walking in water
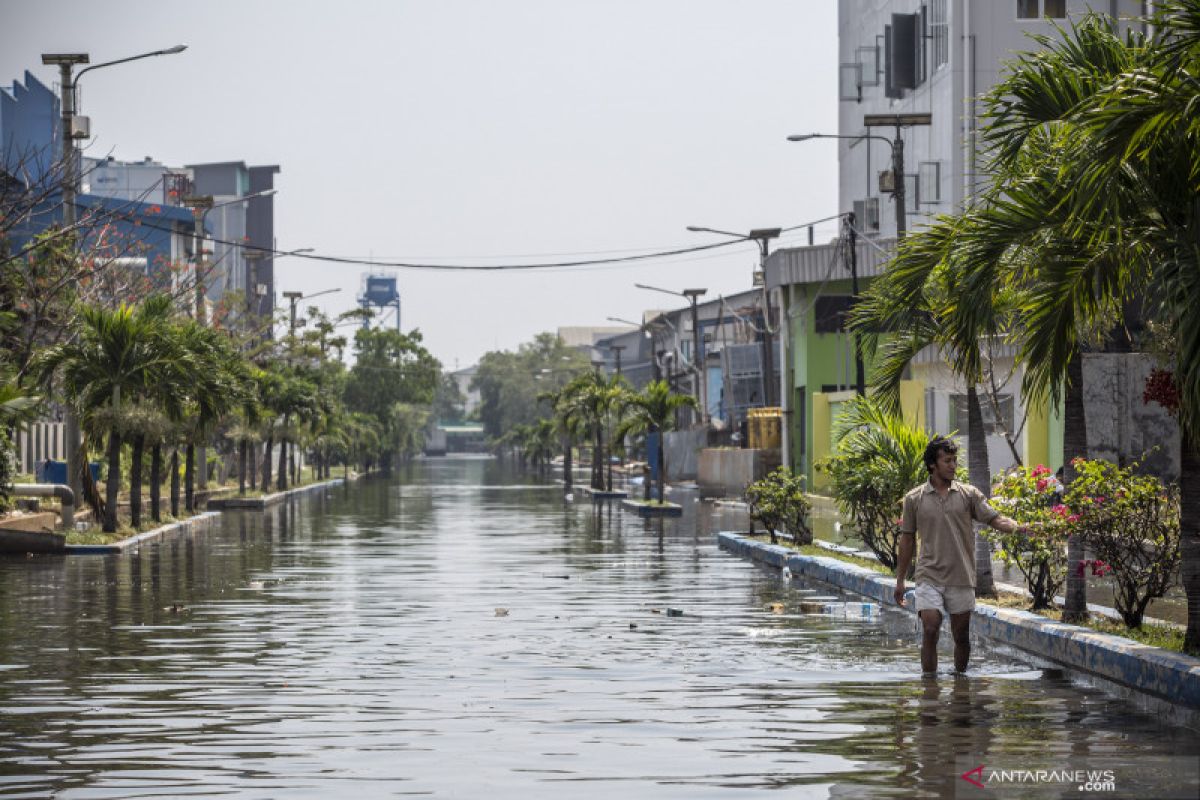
[893,436,1029,674]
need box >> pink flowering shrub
[987,465,1071,609]
[1065,458,1181,628]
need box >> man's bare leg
[919,609,942,673]
[950,610,972,672]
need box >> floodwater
[1,456,1197,798]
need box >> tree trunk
[170,448,180,518]
[238,439,248,496]
[563,437,573,495]
[262,435,274,493]
[605,430,614,492]
[966,386,997,597]
[185,442,195,513]
[1062,353,1089,622]
[150,443,162,522]
[1180,435,1200,653]
[592,424,603,490]
[277,434,288,492]
[104,430,121,533]
[657,424,667,506]
[130,434,144,529]
[249,440,258,489]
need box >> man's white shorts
[914,583,975,617]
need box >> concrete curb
[66,511,223,554]
[207,477,345,510]
[717,531,1200,711]
[622,499,683,517]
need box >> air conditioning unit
[878,169,896,194]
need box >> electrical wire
[6,201,845,273]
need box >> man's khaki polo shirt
[899,480,998,588]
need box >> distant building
[450,364,481,418]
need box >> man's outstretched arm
[893,532,915,606]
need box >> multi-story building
[768,0,1146,487]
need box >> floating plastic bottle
[781,566,793,583]
[821,601,879,619]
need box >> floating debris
[666,608,684,617]
[767,602,785,614]
[494,608,509,617]
[629,622,638,630]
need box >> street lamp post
[789,113,930,240]
[686,226,782,406]
[609,344,625,376]
[635,283,708,425]
[41,45,187,512]
[184,188,277,324]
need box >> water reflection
[0,456,1195,798]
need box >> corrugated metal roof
[764,238,896,289]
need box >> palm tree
[617,380,696,504]
[851,219,1004,595]
[913,6,1200,638]
[36,296,178,532]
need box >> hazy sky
[1,0,840,370]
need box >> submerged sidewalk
[717,531,1200,724]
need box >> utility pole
[749,229,782,407]
[682,289,707,424]
[609,344,625,376]
[184,196,214,323]
[846,213,866,396]
[283,291,303,340]
[43,54,89,510]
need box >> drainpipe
[6,484,75,528]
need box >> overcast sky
[1,0,840,371]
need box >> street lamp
[686,226,782,406]
[40,44,187,511]
[789,112,930,239]
[635,283,708,424]
[282,287,342,339]
[244,247,311,310]
[184,188,277,323]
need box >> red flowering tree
[1067,458,1182,628]
[987,464,1072,609]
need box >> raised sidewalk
[718,531,1200,719]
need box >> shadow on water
[0,455,1195,797]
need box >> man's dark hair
[923,435,958,473]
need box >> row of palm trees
[508,372,696,503]
[851,3,1200,651]
[30,295,376,533]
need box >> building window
[931,0,949,67]
[1018,0,1066,19]
[814,296,855,334]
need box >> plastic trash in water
[821,601,879,619]
[781,566,793,583]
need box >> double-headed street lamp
[789,112,930,239]
[635,283,708,424]
[41,45,187,509]
[686,226,782,407]
[282,287,342,340]
[184,189,278,323]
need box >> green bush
[0,428,13,512]
[817,396,929,571]
[987,465,1070,610]
[1066,457,1181,628]
[745,467,812,545]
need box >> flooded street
[1,456,1197,798]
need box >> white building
[769,0,1147,483]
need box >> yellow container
[747,406,782,450]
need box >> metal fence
[13,421,66,475]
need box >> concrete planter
[622,499,683,517]
[717,531,1200,715]
[582,488,629,500]
[208,477,345,510]
[66,511,223,555]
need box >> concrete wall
[698,448,781,498]
[664,428,706,481]
[1084,352,1180,482]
